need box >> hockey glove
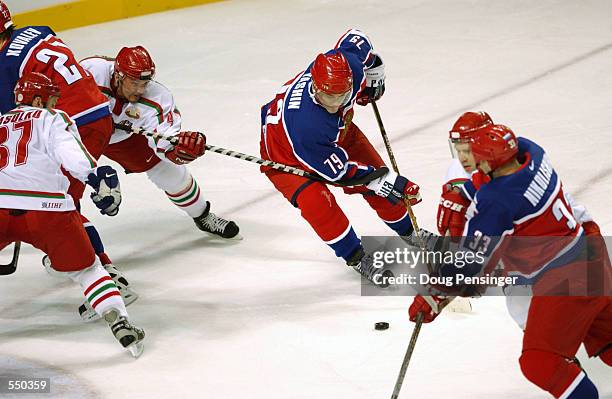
[366,169,421,205]
[87,166,121,216]
[471,170,491,190]
[437,179,471,238]
[166,131,206,165]
[409,295,444,323]
[356,55,385,106]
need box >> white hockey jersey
[80,57,181,158]
[0,106,96,211]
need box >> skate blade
[128,341,144,358]
[446,297,472,313]
[122,289,139,307]
[81,312,102,323]
[228,233,243,241]
[204,232,243,241]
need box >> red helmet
[449,111,493,141]
[115,46,155,80]
[469,124,518,171]
[311,52,352,95]
[0,1,13,33]
[14,72,60,106]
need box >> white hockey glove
[366,169,421,205]
[356,55,385,106]
[86,166,122,216]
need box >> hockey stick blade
[0,241,21,275]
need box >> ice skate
[193,201,241,239]
[347,248,393,288]
[104,309,145,358]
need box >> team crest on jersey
[116,120,133,132]
[339,110,354,141]
[125,106,141,119]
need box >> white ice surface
[1,1,611,398]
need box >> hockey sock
[328,226,361,261]
[67,261,128,318]
[146,161,207,218]
[80,214,109,257]
[520,349,598,398]
[383,211,414,236]
[564,374,599,399]
[362,193,413,236]
[165,176,207,217]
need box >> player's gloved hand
[87,166,121,216]
[409,295,444,323]
[166,131,206,165]
[471,170,491,190]
[356,55,385,106]
[366,169,421,205]
[437,179,471,238]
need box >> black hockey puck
[375,322,389,330]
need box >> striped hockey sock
[68,262,128,318]
[165,176,207,218]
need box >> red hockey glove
[166,131,206,165]
[409,295,444,323]
[471,170,491,190]
[437,180,471,238]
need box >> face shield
[448,134,477,173]
[311,83,351,114]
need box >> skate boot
[403,228,449,252]
[346,247,393,288]
[78,263,139,322]
[104,308,145,358]
[193,201,241,239]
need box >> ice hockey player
[0,1,133,305]
[0,72,144,357]
[79,46,239,239]
[436,111,597,320]
[260,29,421,283]
[409,122,612,398]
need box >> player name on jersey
[523,154,554,207]
[4,27,43,57]
[0,108,42,124]
[287,74,310,110]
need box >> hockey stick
[391,311,424,399]
[371,101,425,247]
[113,123,386,188]
[371,102,468,398]
[0,241,21,276]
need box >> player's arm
[49,113,121,216]
[151,89,205,165]
[409,197,513,323]
[335,29,385,105]
[293,131,420,205]
[436,197,515,284]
